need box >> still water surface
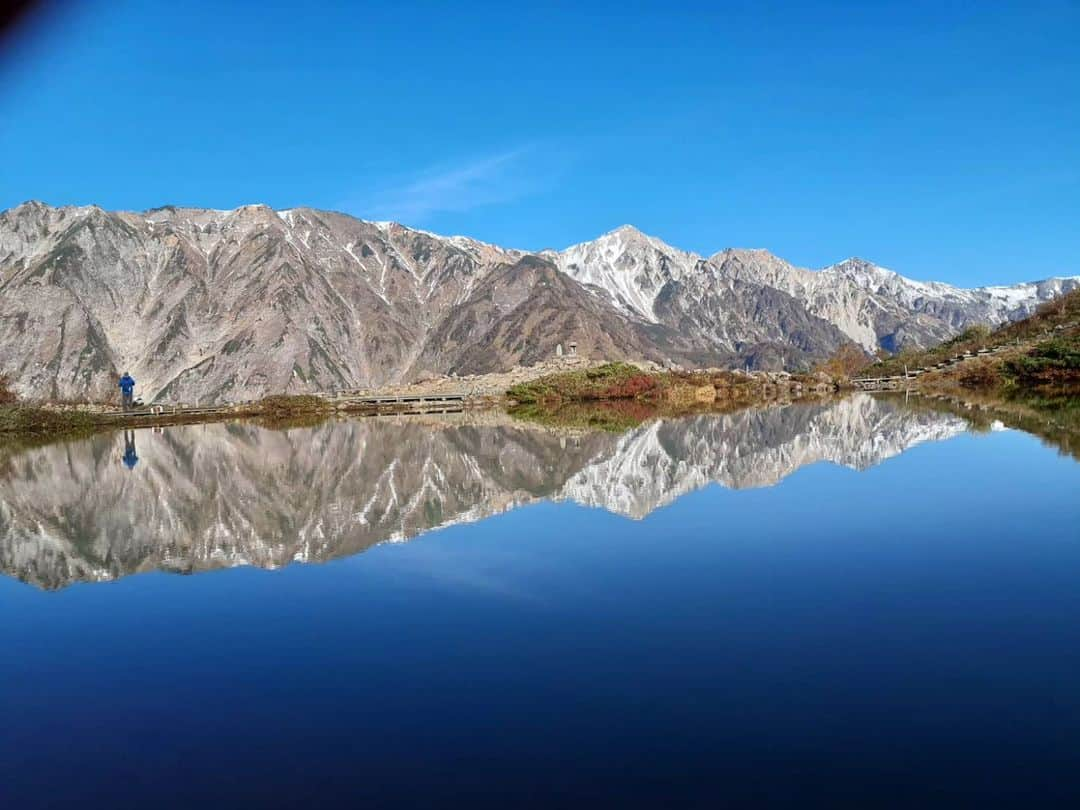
[1,395,1078,806]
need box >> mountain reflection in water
[0,394,973,589]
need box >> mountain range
[1,201,1075,404]
[0,395,971,589]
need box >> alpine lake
[2,392,1078,807]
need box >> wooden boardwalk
[325,392,472,415]
[102,392,473,423]
[329,393,469,407]
[851,344,1013,390]
[850,319,1079,391]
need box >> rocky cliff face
[0,204,720,403]
[0,396,971,588]
[1,202,1075,404]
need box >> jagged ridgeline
[0,396,970,589]
[1,202,1076,404]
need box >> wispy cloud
[353,145,564,223]
[372,540,550,606]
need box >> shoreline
[5,354,1072,447]
[0,359,839,442]
[2,384,1076,463]
[0,393,498,444]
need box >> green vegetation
[245,394,332,419]
[813,343,874,380]
[0,373,16,406]
[509,399,659,432]
[506,361,831,407]
[859,289,1080,399]
[0,373,108,450]
[0,390,334,443]
[1002,338,1080,388]
[0,405,102,441]
[245,395,334,430]
[507,362,660,404]
[507,361,840,432]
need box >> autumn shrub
[0,373,16,405]
[509,399,654,432]
[0,405,99,438]
[814,344,872,380]
[1003,337,1080,388]
[599,373,658,399]
[507,363,651,404]
[956,361,1000,390]
[250,394,331,418]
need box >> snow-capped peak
[551,225,704,322]
[822,257,925,291]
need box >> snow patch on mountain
[549,225,702,322]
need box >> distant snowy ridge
[547,226,1078,350]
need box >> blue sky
[1,0,1077,285]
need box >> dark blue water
[1,401,1078,807]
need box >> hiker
[119,372,136,411]
[122,430,139,470]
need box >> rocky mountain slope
[551,225,1077,354]
[1,201,1074,404]
[0,396,970,589]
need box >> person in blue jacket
[122,430,138,470]
[118,372,136,410]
